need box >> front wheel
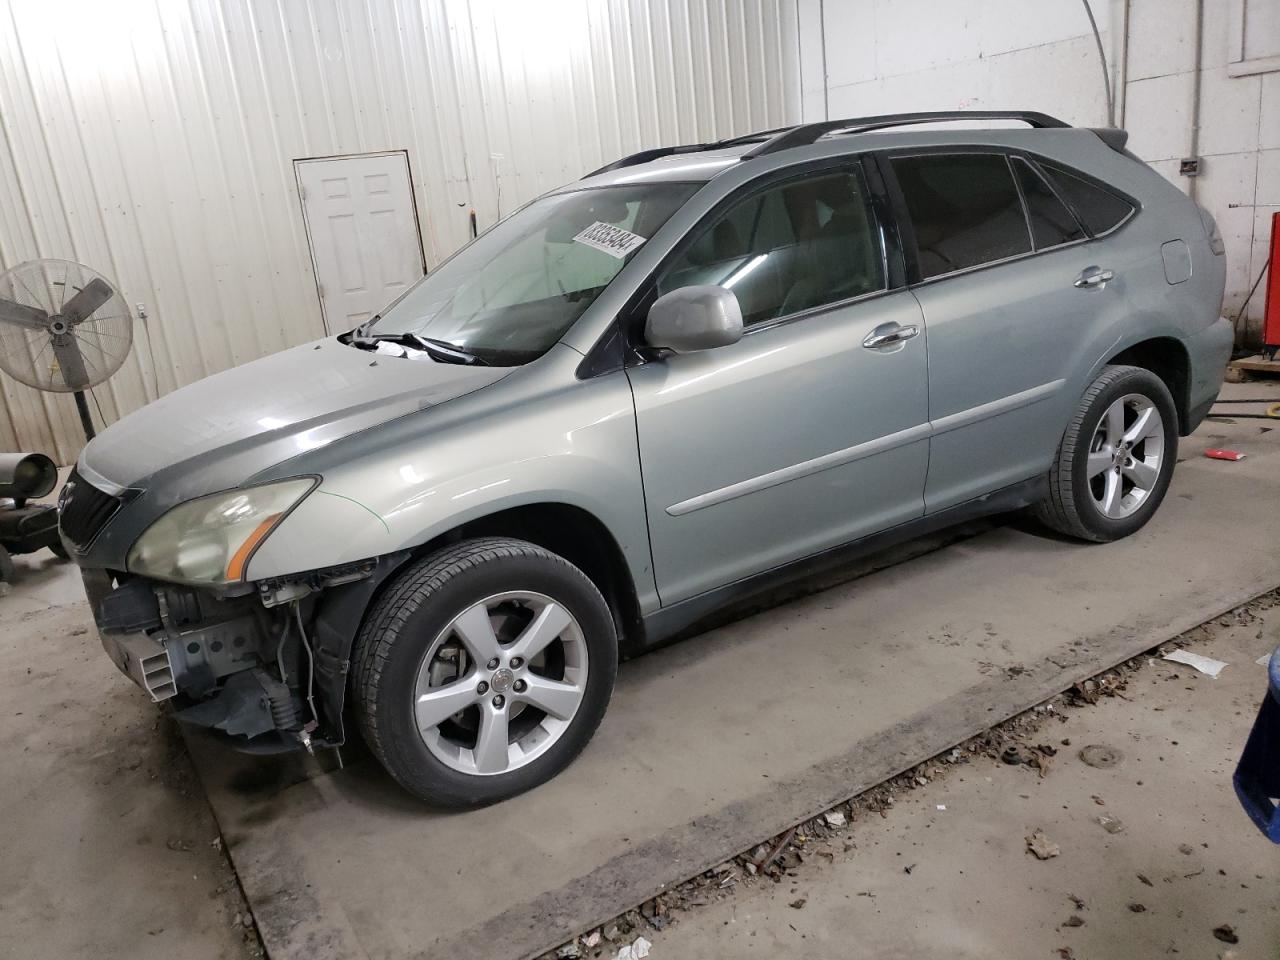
[1034,364,1178,542]
[352,537,617,807]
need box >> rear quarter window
[1011,157,1086,250]
[1039,161,1136,235]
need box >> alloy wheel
[1086,393,1165,520]
[412,591,588,776]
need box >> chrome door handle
[862,323,919,349]
[1074,266,1115,288]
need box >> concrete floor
[0,478,258,960]
[651,593,1280,959]
[191,383,1280,960]
[0,383,1276,960]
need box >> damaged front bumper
[80,551,412,753]
[83,568,321,752]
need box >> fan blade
[61,278,113,325]
[0,297,49,330]
[51,336,91,391]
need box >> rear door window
[1011,157,1086,250]
[891,154,1032,280]
[1039,161,1136,235]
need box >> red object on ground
[1266,212,1280,349]
[1205,449,1247,461]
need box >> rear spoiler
[1088,127,1130,153]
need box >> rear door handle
[862,323,919,349]
[1074,266,1115,288]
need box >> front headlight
[127,478,316,584]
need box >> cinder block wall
[799,0,1278,347]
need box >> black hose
[261,672,302,732]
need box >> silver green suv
[63,111,1231,805]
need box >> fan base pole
[73,390,96,442]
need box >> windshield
[362,181,700,364]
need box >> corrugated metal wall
[0,0,801,463]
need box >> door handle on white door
[1074,266,1115,288]
[862,323,920,349]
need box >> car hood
[80,338,512,489]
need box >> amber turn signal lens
[224,512,283,581]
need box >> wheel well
[1107,338,1190,433]
[426,503,642,650]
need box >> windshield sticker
[572,221,647,259]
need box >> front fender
[245,365,657,613]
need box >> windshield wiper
[349,332,489,365]
[408,335,490,365]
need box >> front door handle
[862,323,920,349]
[1074,266,1115,288]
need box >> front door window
[657,167,886,326]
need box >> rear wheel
[1035,365,1178,542]
[352,537,617,807]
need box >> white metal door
[296,152,425,333]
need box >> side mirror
[644,285,744,354]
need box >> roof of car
[574,111,1129,190]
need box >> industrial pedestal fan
[0,260,134,581]
[0,258,133,441]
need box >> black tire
[48,538,69,561]
[1034,364,1178,542]
[352,536,617,807]
[0,545,14,584]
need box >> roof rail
[581,125,793,179]
[739,110,1072,160]
[583,111,1076,179]
[583,144,712,179]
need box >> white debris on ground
[1162,649,1229,678]
[615,936,651,960]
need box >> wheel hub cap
[412,591,589,777]
[1087,393,1165,521]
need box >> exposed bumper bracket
[103,631,177,702]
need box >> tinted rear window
[1040,162,1135,235]
[892,154,1031,280]
[1012,157,1086,250]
